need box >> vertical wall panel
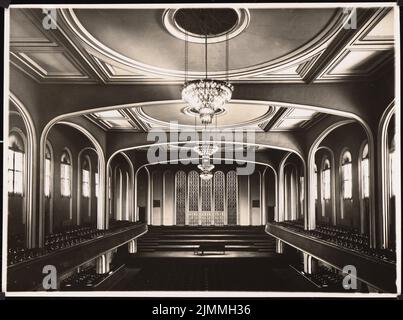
[213,171,225,226]
[238,175,249,225]
[175,171,186,225]
[250,171,261,225]
[152,171,163,225]
[163,171,174,225]
[226,170,238,225]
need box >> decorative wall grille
[227,170,238,225]
[175,171,186,225]
[188,171,199,211]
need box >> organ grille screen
[175,171,186,225]
[188,171,200,225]
[174,170,236,226]
[200,178,212,226]
[214,171,225,225]
[227,170,238,225]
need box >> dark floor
[111,257,319,291]
[109,226,320,292]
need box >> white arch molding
[9,93,38,248]
[105,152,135,228]
[38,97,375,161]
[133,166,151,224]
[307,119,377,248]
[37,97,374,231]
[39,121,106,247]
[9,128,28,232]
[77,148,97,226]
[133,157,278,226]
[283,163,299,222]
[61,147,74,225]
[317,146,337,226]
[278,152,307,225]
[377,101,396,249]
[358,140,369,235]
[45,140,55,234]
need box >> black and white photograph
[1,2,401,300]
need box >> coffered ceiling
[84,102,325,132]
[8,6,395,134]
[9,6,394,84]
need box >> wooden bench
[194,243,226,255]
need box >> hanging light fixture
[193,143,219,157]
[198,156,214,180]
[200,171,213,181]
[182,29,233,125]
[198,156,215,172]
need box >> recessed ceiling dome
[174,8,239,37]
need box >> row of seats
[8,220,138,266]
[304,266,346,291]
[60,263,121,290]
[137,226,276,255]
[277,220,396,263]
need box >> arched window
[60,151,72,197]
[117,168,123,220]
[125,171,130,220]
[8,132,25,195]
[341,151,353,199]
[314,164,318,200]
[322,158,331,201]
[44,144,52,198]
[82,157,91,198]
[95,172,99,198]
[108,168,112,214]
[361,143,370,199]
[389,135,396,197]
[94,162,99,198]
[299,176,304,202]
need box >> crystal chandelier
[198,156,214,180]
[193,143,219,157]
[198,156,215,172]
[182,31,233,125]
[182,79,233,125]
[200,171,213,180]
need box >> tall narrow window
[118,169,123,219]
[314,164,318,200]
[390,135,396,197]
[108,170,112,214]
[8,132,24,195]
[44,145,52,198]
[361,143,370,199]
[95,172,99,198]
[82,158,90,198]
[341,151,353,199]
[299,176,304,201]
[60,151,72,197]
[322,159,331,200]
[125,172,130,220]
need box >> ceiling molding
[9,7,395,84]
[59,7,348,82]
[302,7,394,83]
[84,109,143,132]
[10,9,103,83]
[261,107,288,132]
[270,108,323,132]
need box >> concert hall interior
[4,6,399,294]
